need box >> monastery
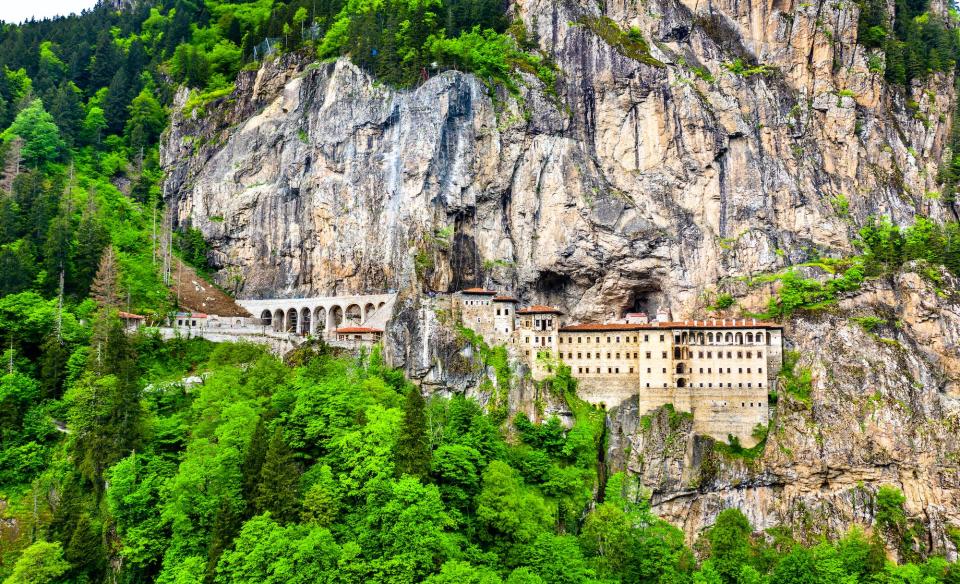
[453,288,784,444]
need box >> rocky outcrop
[162,0,960,550]
[612,269,960,555]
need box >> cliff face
[162,0,960,551]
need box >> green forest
[0,0,960,582]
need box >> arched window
[364,303,376,321]
[346,304,362,325]
[314,307,327,334]
[677,378,686,388]
[746,332,753,343]
[300,307,312,335]
[676,363,685,374]
[735,332,743,344]
[725,332,733,343]
[260,310,272,326]
[330,305,344,329]
[698,332,705,344]
[286,308,298,333]
[707,332,714,343]
[273,309,284,332]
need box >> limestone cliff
[162,0,960,554]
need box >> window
[748,383,752,388]
[607,336,611,343]
[596,337,600,343]
[526,351,530,356]
[759,368,763,373]
[707,351,712,358]
[525,337,530,343]
[663,383,668,388]
[708,368,712,373]
[608,368,612,373]
[505,308,510,315]
[616,336,620,342]
[587,352,591,359]
[737,351,743,358]
[586,337,590,343]
[578,367,582,373]
[578,353,582,359]
[747,368,751,373]
[644,335,649,342]
[758,351,763,357]
[559,337,563,344]
[759,382,763,387]
[646,383,650,388]
[739,368,743,373]
[662,368,666,373]
[698,351,703,358]
[596,368,600,373]
[497,309,501,315]
[699,368,703,373]
[629,367,634,373]
[607,353,611,359]
[645,352,651,358]
[662,351,667,358]
[727,351,732,358]
[708,383,712,387]
[616,353,620,359]
[718,352,723,359]
[660,335,664,341]
[535,336,539,343]
[633,352,638,358]
[647,368,651,373]
[747,351,752,358]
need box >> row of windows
[495,308,512,315]
[558,351,765,363]
[463,300,491,306]
[577,367,637,374]
[642,382,764,388]
[560,334,666,344]
[675,332,769,345]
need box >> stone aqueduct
[237,294,396,336]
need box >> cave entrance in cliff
[346,304,362,325]
[300,308,312,335]
[314,307,327,336]
[260,310,272,328]
[286,309,298,333]
[272,309,284,332]
[627,285,665,318]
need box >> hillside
[1,0,960,582]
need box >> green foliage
[2,99,65,167]
[710,293,735,311]
[2,540,69,584]
[395,387,432,479]
[722,58,775,77]
[577,16,665,67]
[780,350,813,403]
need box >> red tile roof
[493,295,519,302]
[517,305,563,314]
[118,311,145,320]
[461,288,498,295]
[335,326,384,334]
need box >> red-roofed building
[333,326,383,344]
[119,311,145,331]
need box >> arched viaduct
[237,293,396,337]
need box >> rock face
[162,0,960,551]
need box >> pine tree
[394,386,431,479]
[39,332,70,399]
[302,464,342,527]
[255,428,301,523]
[241,418,269,515]
[91,245,122,310]
[64,514,105,582]
[205,498,241,584]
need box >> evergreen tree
[395,386,431,479]
[88,31,120,90]
[241,417,269,515]
[73,203,109,297]
[302,465,342,527]
[204,498,241,584]
[64,514,105,582]
[255,428,301,523]
[39,332,70,399]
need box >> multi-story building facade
[453,289,784,445]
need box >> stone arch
[676,363,685,374]
[673,347,682,359]
[378,301,386,309]
[677,378,687,388]
[698,332,705,344]
[286,308,298,333]
[346,304,362,325]
[707,332,714,343]
[746,332,754,343]
[766,331,771,344]
[314,306,327,335]
[329,305,344,330]
[735,332,743,344]
[364,303,376,321]
[273,309,284,332]
[260,310,272,327]
[300,307,311,335]
[725,332,733,343]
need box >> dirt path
[171,259,250,317]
